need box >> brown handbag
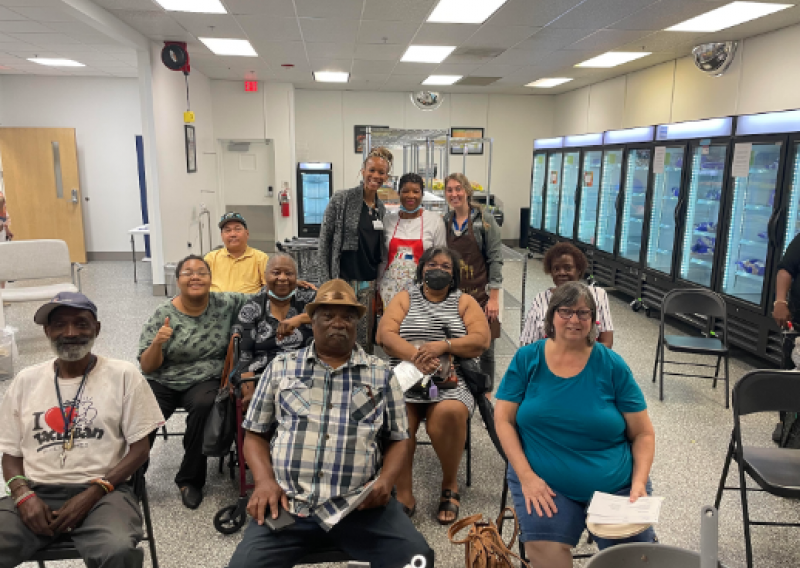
[447,507,531,568]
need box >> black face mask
[424,269,452,291]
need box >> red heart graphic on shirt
[44,406,76,434]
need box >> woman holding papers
[494,282,655,568]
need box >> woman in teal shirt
[495,281,655,568]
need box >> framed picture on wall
[450,127,484,155]
[185,125,197,173]
[355,125,389,154]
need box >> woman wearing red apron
[379,174,446,307]
[444,173,504,382]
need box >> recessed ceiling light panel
[526,77,573,88]
[422,75,462,85]
[428,0,509,24]
[314,71,349,83]
[667,1,791,33]
[401,45,456,63]
[28,58,85,67]
[154,0,227,13]
[199,38,257,57]
[576,52,651,68]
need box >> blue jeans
[506,466,657,548]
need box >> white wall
[0,75,143,254]
[294,90,555,239]
[552,22,800,136]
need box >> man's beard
[51,338,95,362]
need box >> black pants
[147,378,218,489]
[228,497,434,568]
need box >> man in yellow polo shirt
[205,212,269,294]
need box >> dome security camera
[692,42,739,77]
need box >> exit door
[0,128,87,263]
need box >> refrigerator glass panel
[300,172,330,225]
[679,145,727,287]
[578,150,603,245]
[646,146,684,274]
[559,152,580,238]
[619,148,651,262]
[544,152,563,234]
[530,153,546,229]
[721,142,781,304]
[595,149,623,253]
[784,142,800,253]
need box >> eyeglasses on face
[179,270,211,278]
[556,307,592,321]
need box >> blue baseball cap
[34,291,98,325]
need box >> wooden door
[0,128,87,263]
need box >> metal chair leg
[713,355,722,389]
[652,334,660,383]
[724,354,730,409]
[714,435,735,509]
[141,482,160,568]
[466,421,472,488]
[658,341,666,402]
[738,449,754,568]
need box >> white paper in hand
[586,492,664,525]
[394,361,424,392]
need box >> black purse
[202,386,235,457]
[456,356,492,396]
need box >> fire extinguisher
[279,188,290,217]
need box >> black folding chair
[714,369,800,568]
[652,288,730,408]
[30,467,159,568]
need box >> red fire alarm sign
[245,80,258,92]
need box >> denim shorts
[506,466,657,548]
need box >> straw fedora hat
[305,279,366,318]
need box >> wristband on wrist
[89,478,114,494]
[444,339,452,351]
[5,475,29,496]
[775,300,789,306]
[14,491,34,507]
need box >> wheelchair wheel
[214,504,246,535]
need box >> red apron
[379,214,425,306]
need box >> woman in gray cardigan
[317,146,393,350]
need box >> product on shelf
[691,236,715,255]
[431,179,444,191]
[695,221,716,233]
[735,258,765,276]
[471,182,484,192]
[703,188,721,200]
[757,231,769,240]
[670,187,680,197]
[768,190,775,207]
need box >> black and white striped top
[520,286,614,345]
[390,285,475,412]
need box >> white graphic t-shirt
[0,356,165,485]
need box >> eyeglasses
[556,307,592,321]
[179,270,211,278]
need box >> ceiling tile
[562,29,653,51]
[391,61,437,75]
[352,58,393,74]
[695,6,800,43]
[354,43,405,61]
[362,0,436,22]
[349,73,389,85]
[548,0,658,30]
[488,0,584,27]
[0,42,42,53]
[110,9,188,37]
[296,0,363,19]
[609,0,716,32]
[43,21,107,36]
[66,68,113,76]
[9,6,76,22]
[616,31,704,53]
[0,7,24,20]
[76,34,130,45]
[487,48,539,66]
[515,28,594,52]
[91,0,162,10]
[411,23,480,46]
[0,31,15,42]
[309,58,352,72]
[255,41,307,65]
[471,63,523,77]
[306,42,355,59]
[7,32,80,44]
[0,20,53,33]
[169,13,243,37]
[463,25,539,50]
[224,0,296,16]
[238,16,301,42]
[299,17,359,43]
[432,61,483,74]
[382,74,427,87]
[40,44,106,53]
[273,67,314,81]
[357,20,418,45]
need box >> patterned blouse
[232,287,317,375]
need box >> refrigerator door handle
[674,197,684,226]
[769,206,785,247]
[615,190,621,213]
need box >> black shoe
[773,422,783,444]
[180,485,203,509]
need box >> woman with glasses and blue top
[495,282,656,568]
[379,173,446,306]
[138,254,250,511]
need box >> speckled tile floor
[2,257,798,568]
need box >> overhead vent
[456,76,500,86]
[451,47,506,60]
[227,141,251,152]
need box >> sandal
[438,489,460,525]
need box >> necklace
[54,355,96,468]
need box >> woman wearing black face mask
[377,246,490,525]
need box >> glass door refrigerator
[296,162,333,237]
[617,145,652,266]
[543,152,564,236]
[563,133,604,250]
[528,137,563,254]
[557,150,580,241]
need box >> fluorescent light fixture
[314,71,349,83]
[576,52,651,68]
[299,162,332,169]
[526,77,573,88]
[199,38,257,57]
[656,117,733,141]
[422,75,462,85]
[667,1,791,33]
[154,0,226,13]
[401,45,456,63]
[428,0,509,23]
[534,137,563,149]
[564,133,604,147]
[28,58,85,67]
[603,126,654,145]
[736,109,800,136]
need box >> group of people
[0,150,657,568]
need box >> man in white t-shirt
[0,292,165,568]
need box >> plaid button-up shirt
[242,341,409,530]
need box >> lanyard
[453,210,471,233]
[54,355,95,465]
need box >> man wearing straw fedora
[228,279,434,568]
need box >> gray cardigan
[317,184,387,281]
[443,206,504,289]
